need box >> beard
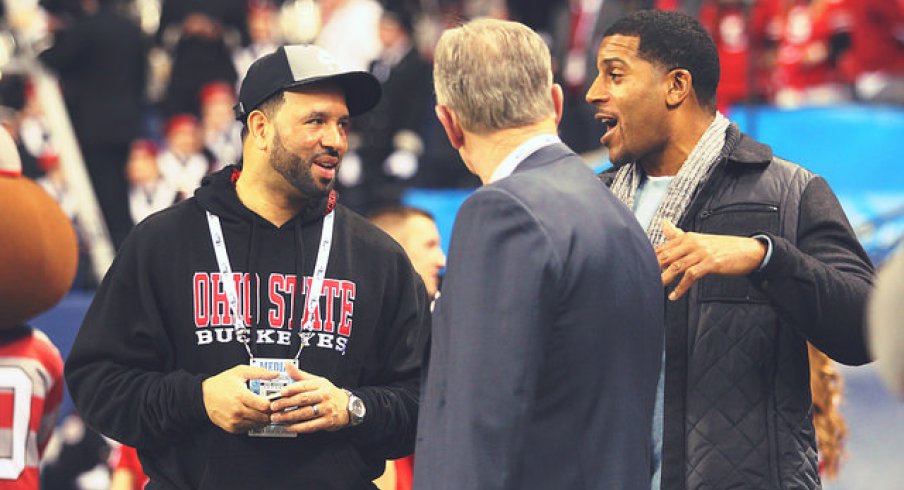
[269,129,338,199]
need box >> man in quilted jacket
[586,10,873,490]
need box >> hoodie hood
[194,164,337,228]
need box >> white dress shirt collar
[488,133,561,183]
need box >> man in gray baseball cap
[65,43,429,488]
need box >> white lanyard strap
[298,209,335,358]
[205,210,335,361]
[206,211,253,360]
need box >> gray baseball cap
[234,45,382,122]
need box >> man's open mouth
[595,113,618,143]
[314,159,338,169]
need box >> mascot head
[0,126,78,328]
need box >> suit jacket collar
[513,142,578,174]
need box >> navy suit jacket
[413,143,665,489]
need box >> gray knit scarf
[610,112,731,246]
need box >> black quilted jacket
[601,125,874,490]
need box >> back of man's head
[369,206,434,243]
[433,18,554,133]
[605,10,720,111]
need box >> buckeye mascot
[0,126,77,489]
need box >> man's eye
[609,72,623,81]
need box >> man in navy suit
[413,18,665,490]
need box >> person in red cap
[65,44,429,489]
[126,139,179,224]
[158,113,213,200]
[199,81,243,172]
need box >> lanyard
[206,210,335,361]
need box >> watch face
[350,397,365,417]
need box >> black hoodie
[65,165,430,489]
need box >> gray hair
[433,18,554,133]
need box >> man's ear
[665,69,693,108]
[551,83,564,126]
[247,110,271,151]
[435,104,464,150]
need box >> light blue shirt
[634,176,673,232]
[633,175,671,490]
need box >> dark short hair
[240,92,285,140]
[605,10,720,110]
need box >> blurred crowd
[0,1,897,488]
[0,0,902,288]
[699,0,904,110]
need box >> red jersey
[394,455,413,490]
[0,327,64,490]
[840,0,904,78]
[699,0,780,111]
[112,445,148,490]
[775,0,853,91]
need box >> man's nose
[321,123,347,150]
[586,78,608,105]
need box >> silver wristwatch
[343,389,366,427]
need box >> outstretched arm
[656,177,873,365]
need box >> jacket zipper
[699,203,779,220]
